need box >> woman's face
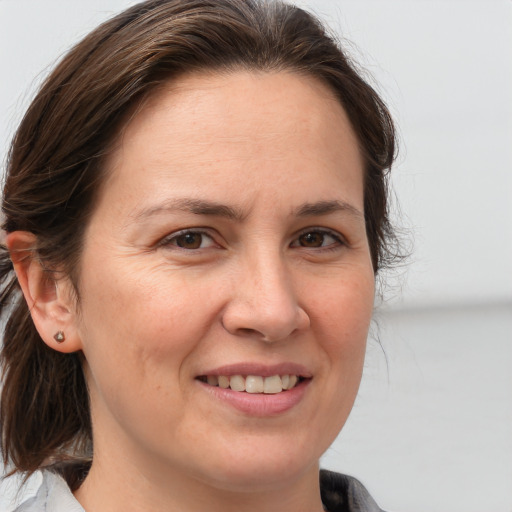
[72,71,374,490]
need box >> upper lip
[197,362,312,378]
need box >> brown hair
[0,0,397,486]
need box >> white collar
[13,471,84,512]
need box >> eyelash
[291,228,346,252]
[158,227,346,252]
[159,229,218,250]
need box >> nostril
[238,327,259,336]
[234,327,294,344]
[221,298,310,343]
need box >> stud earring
[53,331,65,343]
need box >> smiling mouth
[197,374,305,394]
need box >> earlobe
[6,231,83,353]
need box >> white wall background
[1,1,511,511]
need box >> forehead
[101,70,364,213]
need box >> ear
[6,231,83,353]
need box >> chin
[192,435,323,493]
[209,461,318,494]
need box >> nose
[221,253,310,343]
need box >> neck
[74,456,325,512]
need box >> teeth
[287,375,298,389]
[207,375,219,386]
[218,375,230,389]
[263,375,283,394]
[229,375,245,392]
[245,375,264,393]
[204,374,301,393]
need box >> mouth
[196,374,306,394]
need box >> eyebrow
[294,199,364,220]
[133,198,247,221]
[133,198,363,222]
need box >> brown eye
[291,229,342,250]
[298,232,325,247]
[175,233,203,249]
[163,230,216,250]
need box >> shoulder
[13,471,84,512]
[320,469,385,512]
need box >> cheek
[76,270,196,429]
[80,258,198,336]
[76,259,221,393]
[303,269,374,451]
[309,268,375,352]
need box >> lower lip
[198,379,310,416]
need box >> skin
[9,71,375,512]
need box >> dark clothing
[320,469,384,512]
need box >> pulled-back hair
[1,0,397,487]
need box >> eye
[161,230,217,250]
[291,229,343,250]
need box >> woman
[0,1,397,511]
